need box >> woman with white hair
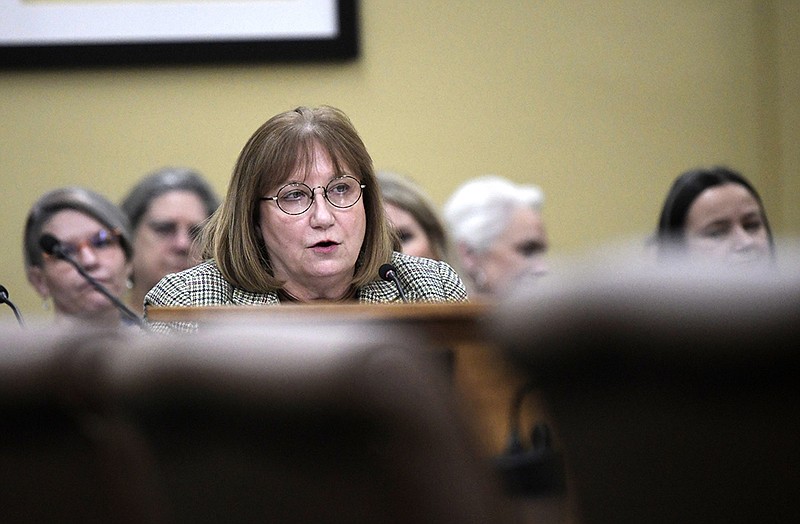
[443,175,548,298]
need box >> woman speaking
[144,106,467,331]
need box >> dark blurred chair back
[2,320,513,524]
[490,262,800,524]
[0,326,148,523]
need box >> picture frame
[0,0,358,68]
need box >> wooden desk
[148,302,485,345]
[147,302,545,455]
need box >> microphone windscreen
[39,234,61,256]
[378,263,397,281]
[0,284,8,301]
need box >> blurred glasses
[261,176,365,215]
[43,228,122,260]
[146,220,203,241]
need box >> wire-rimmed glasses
[260,175,366,215]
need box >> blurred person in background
[443,175,548,299]
[24,187,134,327]
[655,166,774,269]
[377,171,451,262]
[121,167,219,314]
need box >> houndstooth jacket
[143,251,467,333]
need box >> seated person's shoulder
[392,251,453,274]
[391,252,467,301]
[146,260,232,307]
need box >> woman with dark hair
[655,166,774,267]
[144,106,467,332]
[121,167,220,314]
[24,187,134,326]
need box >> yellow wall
[2,1,797,319]
[777,1,800,231]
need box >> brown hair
[201,106,394,292]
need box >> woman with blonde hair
[377,171,451,262]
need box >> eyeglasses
[260,176,366,215]
[147,220,203,241]
[43,229,122,260]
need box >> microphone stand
[387,271,408,302]
[379,263,408,302]
[0,285,25,327]
[59,256,145,328]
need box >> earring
[472,268,489,292]
[42,297,50,311]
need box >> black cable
[0,284,25,327]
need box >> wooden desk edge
[148,301,488,323]
[147,302,492,345]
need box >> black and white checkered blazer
[143,251,467,333]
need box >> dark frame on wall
[0,0,358,68]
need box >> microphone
[379,263,408,303]
[39,234,65,259]
[38,234,144,328]
[0,284,25,327]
